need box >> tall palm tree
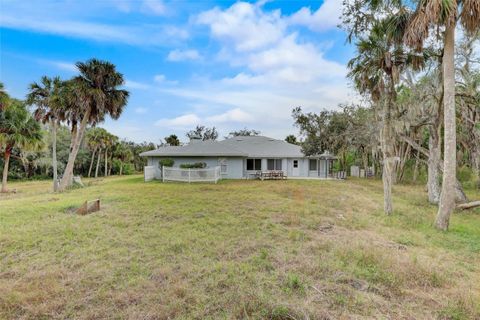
[114,141,133,175]
[58,59,129,191]
[0,101,43,193]
[85,127,103,177]
[26,76,64,191]
[348,18,426,214]
[0,82,8,111]
[404,0,480,230]
[104,133,118,177]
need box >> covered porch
[307,152,345,179]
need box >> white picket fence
[144,165,221,183]
[163,166,222,183]
[144,166,161,182]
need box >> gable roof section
[139,140,247,157]
[219,136,303,158]
[140,135,304,158]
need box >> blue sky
[1,0,356,143]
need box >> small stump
[76,199,101,215]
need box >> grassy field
[0,176,479,319]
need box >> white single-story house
[140,135,339,179]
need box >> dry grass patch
[0,176,479,319]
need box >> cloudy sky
[1,0,356,143]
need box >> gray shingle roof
[140,135,304,158]
[219,136,303,158]
[139,136,340,159]
[139,140,247,157]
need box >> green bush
[159,158,175,167]
[180,162,207,169]
[457,166,479,190]
[122,163,134,175]
[112,159,134,175]
[458,166,472,183]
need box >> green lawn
[1,176,479,319]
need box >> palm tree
[348,18,426,214]
[58,59,129,191]
[0,82,8,111]
[285,135,298,145]
[165,134,180,146]
[104,132,118,177]
[85,127,103,177]
[114,141,133,175]
[404,0,480,230]
[26,76,64,191]
[0,101,43,192]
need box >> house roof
[219,136,304,158]
[140,135,305,158]
[139,140,247,157]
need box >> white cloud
[0,15,143,45]
[196,2,346,85]
[0,2,184,47]
[206,108,254,123]
[167,49,201,61]
[125,79,151,90]
[154,74,178,85]
[53,62,77,72]
[155,113,201,128]
[37,59,77,72]
[197,2,285,52]
[154,74,167,82]
[163,25,189,40]
[245,34,346,83]
[135,107,148,114]
[149,1,352,140]
[288,0,342,32]
[141,0,167,15]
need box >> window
[293,160,298,168]
[247,158,262,170]
[218,158,227,173]
[309,159,317,171]
[267,159,282,170]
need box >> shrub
[112,159,134,175]
[179,162,207,169]
[159,158,175,167]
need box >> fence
[162,166,222,183]
[144,166,161,182]
[350,166,375,178]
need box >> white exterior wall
[147,156,327,179]
[147,156,244,179]
[286,158,308,177]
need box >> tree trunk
[435,24,456,231]
[119,161,123,175]
[88,148,96,178]
[472,143,480,187]
[104,149,108,177]
[397,143,411,182]
[1,147,12,193]
[413,151,420,183]
[428,126,441,204]
[52,120,58,192]
[362,150,369,173]
[95,150,101,178]
[58,109,91,191]
[382,98,394,215]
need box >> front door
[292,159,300,176]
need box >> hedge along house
[140,135,339,180]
